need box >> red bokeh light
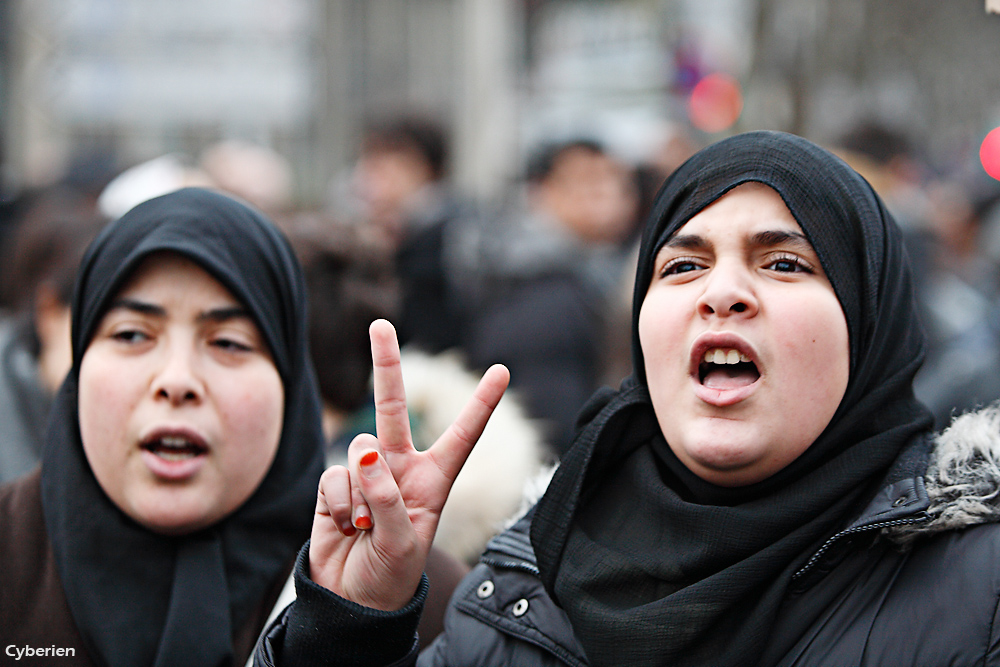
[687,73,743,134]
[980,127,1000,181]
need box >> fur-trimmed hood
[887,404,1000,544]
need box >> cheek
[776,294,850,409]
[638,291,690,382]
[78,351,135,466]
[216,368,285,488]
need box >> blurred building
[2,0,1000,208]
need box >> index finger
[369,319,414,452]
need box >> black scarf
[40,188,325,667]
[531,131,934,667]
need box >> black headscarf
[531,131,934,666]
[40,188,325,667]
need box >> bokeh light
[687,73,743,134]
[980,127,1000,181]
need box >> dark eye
[211,338,253,353]
[766,255,812,274]
[111,330,149,344]
[661,258,705,276]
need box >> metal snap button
[512,598,529,617]
[476,580,495,599]
[892,496,907,507]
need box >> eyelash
[659,256,705,277]
[111,329,149,344]
[211,337,254,353]
[657,253,814,277]
[765,253,814,274]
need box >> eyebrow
[106,298,252,323]
[662,229,812,251]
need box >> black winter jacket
[256,406,1000,667]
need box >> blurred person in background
[349,115,474,354]
[460,138,639,456]
[281,214,402,457]
[0,186,106,484]
[911,173,1000,427]
[834,120,1000,428]
[199,140,295,220]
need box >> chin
[128,498,215,536]
[677,438,769,485]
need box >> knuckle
[375,397,408,416]
[365,483,399,508]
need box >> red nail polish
[342,524,357,537]
[360,451,379,467]
[355,516,373,530]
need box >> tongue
[703,367,757,390]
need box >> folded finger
[350,448,417,554]
[347,433,379,530]
[316,465,357,537]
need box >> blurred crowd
[3,114,1000,554]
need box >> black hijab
[40,188,325,667]
[531,131,934,666]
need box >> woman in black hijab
[256,132,1000,666]
[0,187,325,666]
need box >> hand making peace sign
[309,319,510,610]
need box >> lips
[690,334,761,404]
[140,428,209,479]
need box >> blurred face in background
[353,146,435,240]
[535,146,638,245]
[78,252,285,534]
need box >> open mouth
[698,347,760,390]
[141,435,208,462]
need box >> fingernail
[360,451,382,478]
[354,515,373,530]
[341,521,357,537]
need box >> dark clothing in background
[0,318,51,484]
[395,193,470,355]
[465,272,603,456]
[459,198,621,456]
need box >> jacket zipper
[792,512,929,581]
[480,554,540,576]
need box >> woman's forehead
[116,251,235,298]
[665,182,805,243]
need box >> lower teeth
[155,450,196,461]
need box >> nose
[696,260,758,319]
[151,338,204,405]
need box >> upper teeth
[704,348,751,364]
[159,436,191,449]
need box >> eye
[210,337,254,353]
[660,257,706,277]
[111,329,150,344]
[764,254,814,274]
